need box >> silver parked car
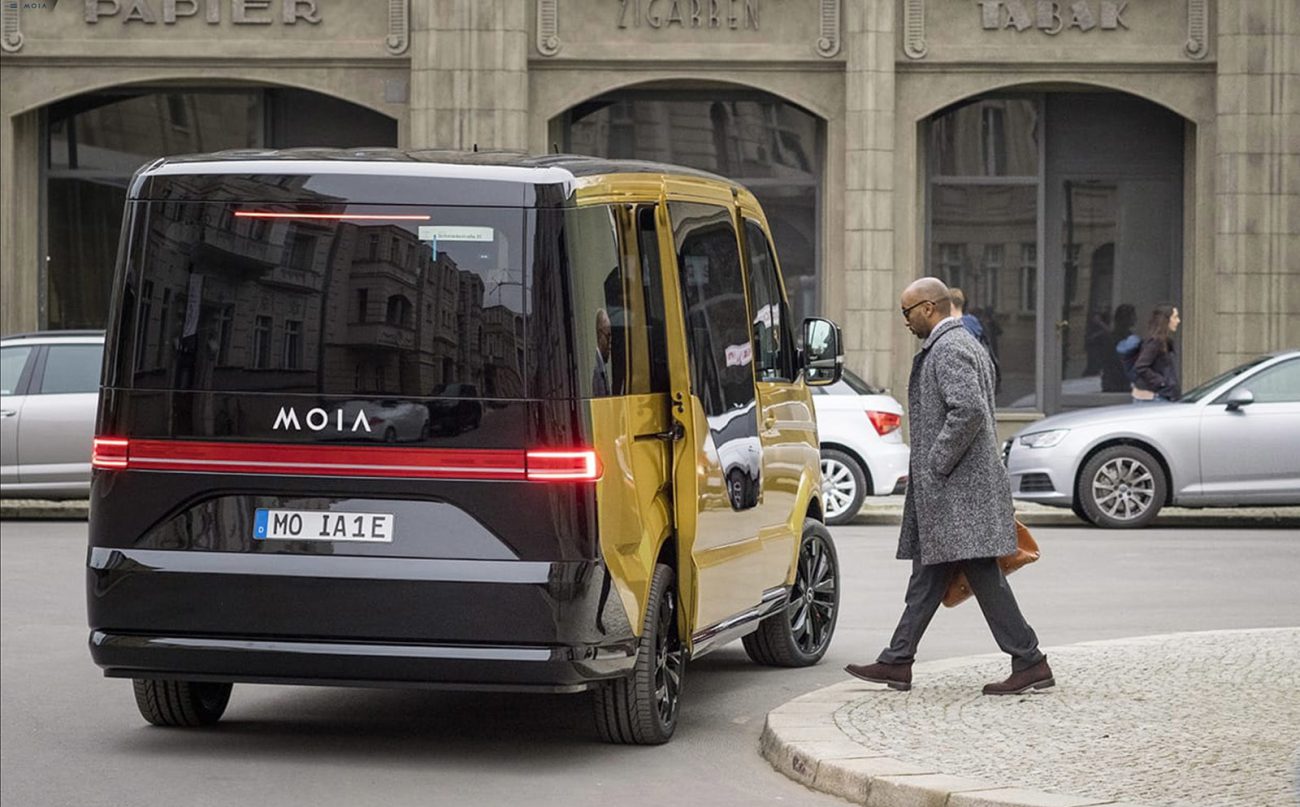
[1006,350,1300,528]
[0,331,104,499]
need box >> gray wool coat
[898,319,1016,565]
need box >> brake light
[91,437,130,470]
[866,410,901,436]
[525,449,602,482]
[233,211,431,221]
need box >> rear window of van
[113,200,616,401]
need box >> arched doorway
[556,86,824,325]
[925,91,1186,412]
[43,86,397,330]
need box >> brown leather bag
[942,519,1040,608]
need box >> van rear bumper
[87,548,637,691]
[89,631,636,693]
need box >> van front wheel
[593,563,684,745]
[132,679,232,727]
[743,519,839,667]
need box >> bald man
[845,277,1053,695]
[592,308,612,397]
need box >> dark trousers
[878,558,1045,672]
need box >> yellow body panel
[573,171,823,645]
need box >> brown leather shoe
[982,657,1054,695]
[844,661,912,691]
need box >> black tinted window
[566,206,627,398]
[637,206,670,394]
[39,344,103,394]
[125,199,528,399]
[669,202,755,417]
[743,219,794,382]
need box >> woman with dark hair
[1132,303,1181,403]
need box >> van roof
[134,149,740,206]
[139,148,733,183]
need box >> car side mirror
[801,317,844,386]
[1224,389,1254,411]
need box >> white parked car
[811,369,910,525]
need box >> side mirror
[801,317,844,386]
[1225,389,1254,411]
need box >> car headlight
[1019,429,1069,449]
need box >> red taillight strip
[93,439,602,482]
[126,440,524,480]
[233,211,431,221]
[91,437,130,470]
[525,450,602,481]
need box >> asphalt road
[3,520,1298,807]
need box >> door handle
[763,414,777,431]
[0,409,16,418]
[1055,320,1069,332]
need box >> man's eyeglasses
[901,299,941,320]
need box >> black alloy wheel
[132,679,232,727]
[593,563,684,744]
[743,519,840,667]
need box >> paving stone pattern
[835,630,1300,807]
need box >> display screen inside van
[115,201,609,401]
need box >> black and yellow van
[87,150,844,744]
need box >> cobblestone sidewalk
[762,629,1300,807]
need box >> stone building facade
[1,0,1295,424]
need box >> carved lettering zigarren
[617,0,759,31]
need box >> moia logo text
[273,407,371,433]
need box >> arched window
[560,87,824,325]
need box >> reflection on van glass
[128,186,528,401]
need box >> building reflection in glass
[127,176,527,431]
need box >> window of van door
[742,220,795,382]
[669,202,760,512]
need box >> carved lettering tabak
[980,1,1126,34]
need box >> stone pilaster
[1213,0,1299,368]
[842,0,897,388]
[409,1,529,150]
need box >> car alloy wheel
[1091,456,1156,521]
[820,457,858,520]
[654,585,685,727]
[819,448,867,526]
[789,528,837,656]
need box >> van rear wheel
[132,679,232,727]
[593,563,684,745]
[743,519,839,667]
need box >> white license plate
[254,509,394,543]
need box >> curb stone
[0,499,88,520]
[763,628,1300,807]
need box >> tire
[1070,500,1095,526]
[1077,445,1167,529]
[132,679,232,727]
[593,563,684,745]
[743,519,840,667]
[820,449,868,526]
